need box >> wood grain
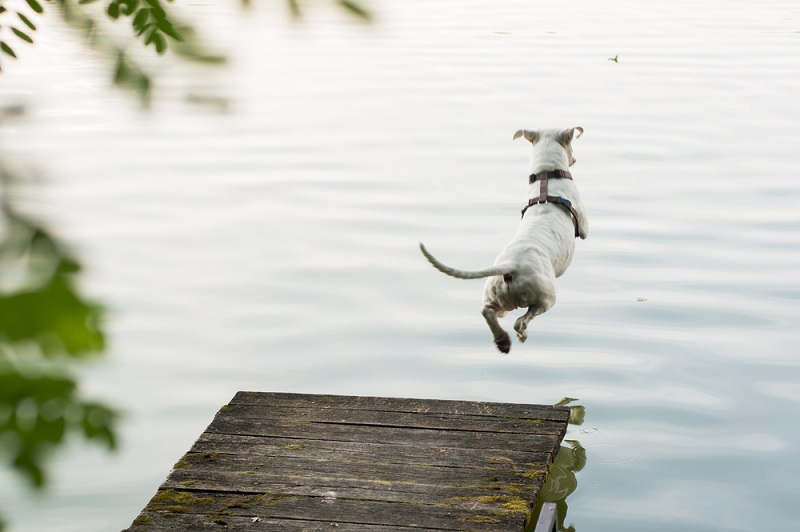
[125,392,569,531]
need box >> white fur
[420,127,588,353]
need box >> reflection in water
[527,400,587,532]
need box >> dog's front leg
[482,305,511,353]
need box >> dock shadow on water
[527,399,586,532]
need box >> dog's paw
[516,329,528,343]
[495,334,511,354]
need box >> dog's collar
[521,170,581,238]
[529,169,572,184]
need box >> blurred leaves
[0,0,372,528]
[1,0,371,104]
[0,171,118,513]
[0,0,218,105]
[0,368,118,488]
[0,0,44,70]
[337,0,371,21]
[105,0,183,55]
[0,210,105,358]
[287,0,372,21]
[26,0,45,15]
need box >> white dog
[420,127,588,353]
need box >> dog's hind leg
[514,306,540,343]
[482,305,511,353]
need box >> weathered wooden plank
[131,489,529,530]
[161,469,543,507]
[162,455,549,501]
[207,416,562,451]
[219,403,567,435]
[190,432,553,470]
[167,452,547,485]
[126,392,569,531]
[231,391,570,422]
[131,512,444,531]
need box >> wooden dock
[126,391,569,531]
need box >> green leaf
[18,13,37,31]
[107,1,120,19]
[337,0,371,21]
[25,0,44,14]
[0,6,7,14]
[143,28,156,45]
[0,217,105,358]
[156,20,182,41]
[136,22,154,37]
[143,0,166,18]
[120,0,139,16]
[81,402,118,449]
[13,450,46,488]
[11,27,34,44]
[152,31,167,54]
[132,8,149,31]
[0,42,16,59]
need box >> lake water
[1,0,800,530]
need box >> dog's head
[513,127,584,166]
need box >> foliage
[0,1,44,65]
[0,171,118,529]
[0,0,371,528]
[0,0,229,106]
[0,0,371,105]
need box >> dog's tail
[419,243,512,280]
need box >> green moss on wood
[459,515,501,524]
[132,514,153,526]
[499,497,529,514]
[522,469,545,480]
[148,489,215,513]
[209,509,233,522]
[451,493,530,518]
[224,496,254,509]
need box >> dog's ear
[561,127,584,144]
[513,129,538,142]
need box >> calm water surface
[1,0,799,530]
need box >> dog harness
[520,170,582,238]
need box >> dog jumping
[420,127,589,353]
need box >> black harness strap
[529,169,572,183]
[521,170,582,238]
